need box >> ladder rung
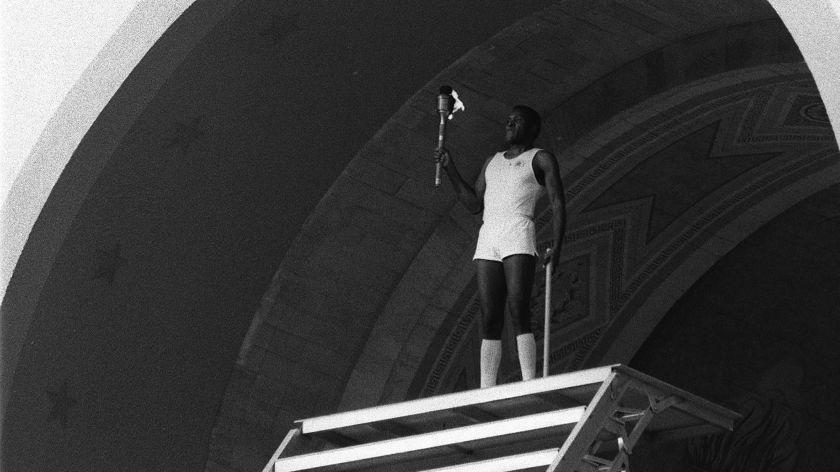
[415,448,561,472]
[275,407,586,471]
[299,366,614,434]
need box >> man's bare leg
[476,259,506,387]
[516,333,537,380]
[503,254,537,381]
[479,340,502,388]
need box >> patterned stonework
[411,68,838,396]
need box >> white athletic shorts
[473,216,538,262]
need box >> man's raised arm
[436,148,488,215]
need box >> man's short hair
[513,105,541,139]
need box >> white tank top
[482,147,544,222]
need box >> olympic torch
[435,85,465,188]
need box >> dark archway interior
[632,183,840,470]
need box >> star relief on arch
[45,379,77,429]
[260,11,303,45]
[91,243,126,286]
[163,115,210,158]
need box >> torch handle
[435,111,447,188]
[543,252,552,378]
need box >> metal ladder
[264,365,739,472]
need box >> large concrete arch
[0,0,219,420]
[1,1,839,471]
[768,0,840,135]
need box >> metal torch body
[435,88,454,188]
[435,110,448,187]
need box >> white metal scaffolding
[264,365,739,472]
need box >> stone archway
[1,1,839,471]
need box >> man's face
[505,111,529,144]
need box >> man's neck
[505,142,533,157]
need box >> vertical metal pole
[543,260,552,377]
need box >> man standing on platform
[436,105,566,387]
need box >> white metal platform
[264,364,739,472]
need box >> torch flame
[448,90,465,120]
